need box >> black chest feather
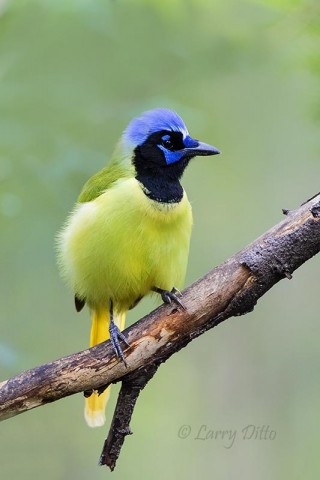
[136,174,183,203]
[133,145,189,204]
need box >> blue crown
[124,108,188,147]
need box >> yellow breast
[57,177,193,310]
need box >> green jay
[57,108,220,427]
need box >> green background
[1,0,320,478]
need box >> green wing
[78,163,132,203]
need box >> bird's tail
[84,307,126,428]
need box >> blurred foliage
[0,0,320,479]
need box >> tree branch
[0,194,320,470]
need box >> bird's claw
[161,288,186,310]
[109,322,130,366]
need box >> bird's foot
[109,322,130,366]
[153,286,186,310]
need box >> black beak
[186,140,220,156]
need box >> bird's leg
[152,287,186,310]
[109,300,130,365]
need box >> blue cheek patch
[158,145,185,165]
[183,135,199,148]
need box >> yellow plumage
[58,177,192,426]
[59,178,192,310]
[84,308,125,427]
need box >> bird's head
[123,108,220,177]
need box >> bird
[57,108,220,428]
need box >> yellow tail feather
[84,308,126,428]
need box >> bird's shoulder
[77,163,132,203]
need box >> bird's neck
[133,149,188,204]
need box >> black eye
[163,139,174,150]
[161,134,174,151]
